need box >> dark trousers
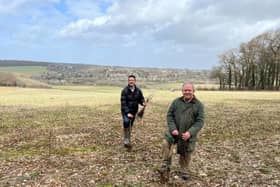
[121,111,135,128]
[162,139,192,173]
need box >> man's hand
[172,129,179,136]
[182,131,191,141]
[127,113,134,118]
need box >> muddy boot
[123,128,132,150]
[158,165,170,183]
[178,171,189,181]
[158,160,171,183]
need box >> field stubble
[0,87,279,186]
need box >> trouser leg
[179,152,191,171]
[121,112,134,147]
[162,139,173,168]
[159,139,174,182]
[179,152,192,180]
[122,112,133,129]
[123,128,130,146]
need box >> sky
[1,0,280,69]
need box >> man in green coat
[159,82,205,181]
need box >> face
[182,83,195,100]
[128,77,136,87]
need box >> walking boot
[179,171,189,181]
[158,165,170,183]
[158,160,171,183]
[123,128,132,150]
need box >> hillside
[0,60,49,67]
[0,62,50,88]
[0,60,214,87]
[0,72,50,88]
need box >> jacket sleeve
[188,102,205,137]
[167,100,177,134]
[138,89,145,105]
[121,89,130,114]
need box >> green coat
[165,96,204,153]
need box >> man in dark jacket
[121,75,145,149]
[159,82,204,181]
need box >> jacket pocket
[164,132,175,144]
[187,139,196,152]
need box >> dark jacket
[121,85,145,115]
[165,96,204,153]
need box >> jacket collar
[180,95,197,103]
[126,85,137,91]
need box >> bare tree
[213,29,280,90]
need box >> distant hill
[0,72,50,88]
[0,60,50,67]
[0,66,47,75]
[0,60,215,87]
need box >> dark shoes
[158,165,170,183]
[158,168,189,182]
[180,172,189,180]
[124,143,132,151]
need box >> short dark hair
[128,75,136,79]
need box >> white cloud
[2,0,280,69]
[58,16,117,44]
[107,0,189,24]
[60,16,112,35]
[59,0,280,47]
[227,19,280,44]
[59,0,191,39]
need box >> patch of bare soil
[1,101,279,186]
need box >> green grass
[0,66,47,75]
[0,86,120,106]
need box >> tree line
[211,29,280,90]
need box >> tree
[213,29,280,90]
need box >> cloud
[2,0,280,69]
[59,16,112,36]
[58,0,190,41]
[59,0,280,47]
[212,0,280,22]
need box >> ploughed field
[0,86,279,186]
